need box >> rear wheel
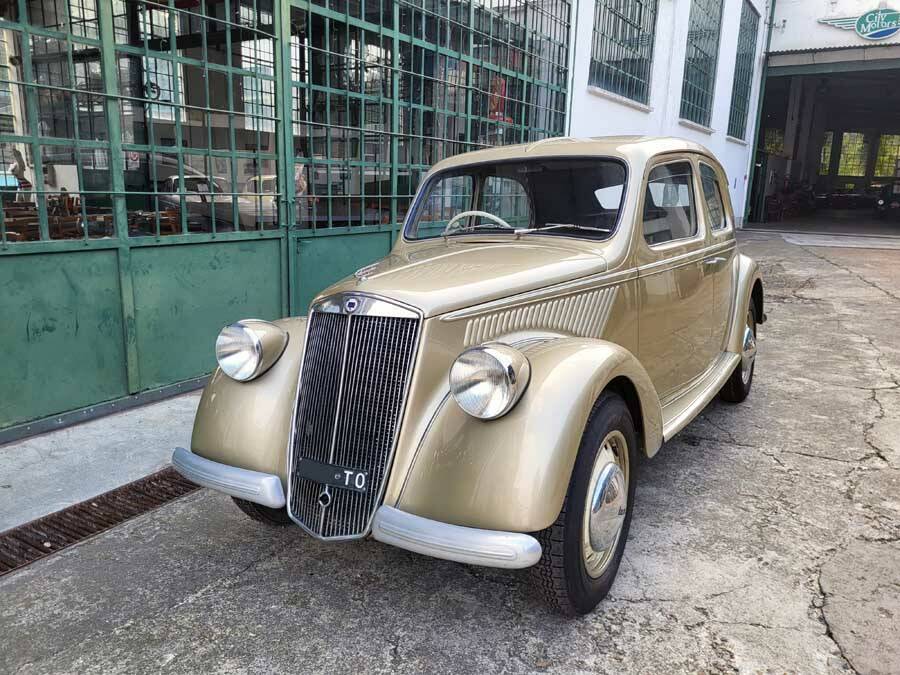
[231,497,293,526]
[719,301,758,403]
[531,391,637,616]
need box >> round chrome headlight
[449,343,531,419]
[878,199,885,206]
[215,319,288,382]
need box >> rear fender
[726,253,763,354]
[395,338,662,532]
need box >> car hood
[317,238,608,317]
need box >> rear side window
[699,163,727,230]
[642,161,696,245]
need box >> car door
[635,157,718,400]
[697,160,736,352]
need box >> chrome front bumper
[171,448,542,569]
[371,506,542,569]
[171,447,286,508]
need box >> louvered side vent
[463,285,619,346]
[288,303,419,539]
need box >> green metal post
[98,0,141,393]
[276,0,293,317]
[743,0,777,224]
[389,0,400,243]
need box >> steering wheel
[442,210,515,236]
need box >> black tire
[719,300,758,403]
[231,497,294,526]
[530,391,638,616]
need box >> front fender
[395,338,662,533]
[726,253,763,354]
[190,316,307,488]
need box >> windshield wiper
[444,222,512,236]
[514,223,612,237]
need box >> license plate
[296,458,368,493]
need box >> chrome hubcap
[582,430,629,578]
[741,309,757,385]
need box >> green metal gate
[0,0,569,430]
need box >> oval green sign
[855,8,900,39]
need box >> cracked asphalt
[1,231,898,674]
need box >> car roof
[427,135,716,175]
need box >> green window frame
[680,0,723,127]
[589,0,658,105]
[288,0,571,234]
[726,0,759,139]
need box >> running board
[661,352,741,441]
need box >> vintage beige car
[172,136,764,615]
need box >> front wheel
[719,302,758,403]
[231,497,294,526]
[531,391,637,616]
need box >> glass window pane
[643,162,696,244]
[764,128,784,155]
[699,163,726,230]
[589,0,658,105]
[874,134,900,177]
[481,176,531,228]
[727,0,760,139]
[28,0,99,39]
[680,0,723,127]
[408,159,625,240]
[838,132,869,177]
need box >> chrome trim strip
[637,240,736,276]
[313,292,420,319]
[171,447,286,509]
[441,266,636,321]
[371,506,542,569]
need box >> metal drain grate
[0,467,199,577]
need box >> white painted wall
[770,0,900,52]
[566,0,769,223]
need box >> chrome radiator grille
[287,297,420,539]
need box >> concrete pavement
[0,392,200,531]
[1,232,898,674]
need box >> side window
[699,163,727,230]
[480,176,531,228]
[642,161,696,245]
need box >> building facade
[567,0,768,224]
[1,0,768,432]
[751,0,900,222]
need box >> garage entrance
[747,66,900,235]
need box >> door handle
[701,256,726,266]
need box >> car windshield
[405,158,626,240]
